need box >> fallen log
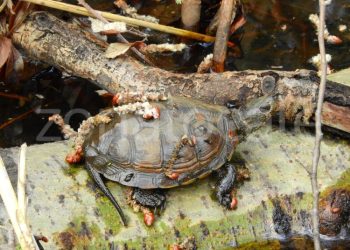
[7,11,350,133]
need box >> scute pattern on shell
[84,97,237,189]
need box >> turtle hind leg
[132,188,166,209]
[85,162,127,226]
[216,163,236,209]
[130,188,166,226]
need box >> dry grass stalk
[0,144,39,249]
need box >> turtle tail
[86,162,127,226]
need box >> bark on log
[8,11,350,131]
[322,102,350,133]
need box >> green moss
[115,202,277,249]
[95,195,123,234]
[113,191,320,249]
[55,167,350,249]
[54,216,108,249]
[63,163,83,176]
[332,168,350,189]
[229,235,316,249]
[231,240,281,250]
[320,168,350,198]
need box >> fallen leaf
[0,36,12,68]
[8,2,33,34]
[105,42,132,59]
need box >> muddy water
[141,0,350,72]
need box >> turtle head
[231,95,275,136]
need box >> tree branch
[213,0,236,72]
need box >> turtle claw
[129,188,166,226]
[216,163,237,209]
[217,193,232,209]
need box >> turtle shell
[84,96,237,189]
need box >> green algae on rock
[1,127,350,249]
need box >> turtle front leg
[128,188,166,226]
[216,163,237,209]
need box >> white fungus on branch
[114,0,159,23]
[309,14,342,45]
[114,102,160,120]
[140,43,187,54]
[89,17,127,33]
[113,91,167,106]
[197,54,213,73]
[309,53,332,75]
[49,114,78,139]
[338,24,347,32]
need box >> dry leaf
[0,0,14,14]
[0,37,23,79]
[8,2,33,34]
[0,36,12,68]
[105,43,132,59]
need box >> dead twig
[0,0,13,14]
[0,108,35,130]
[212,0,236,72]
[0,155,28,248]
[310,0,327,249]
[17,144,39,250]
[17,144,27,224]
[0,92,29,102]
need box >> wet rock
[272,200,292,235]
[319,189,350,236]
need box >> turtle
[83,95,274,226]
